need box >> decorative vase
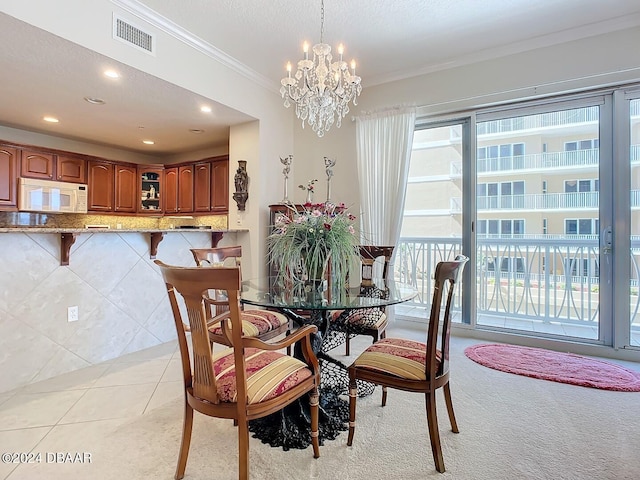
[306,189,313,204]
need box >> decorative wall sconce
[233,160,249,211]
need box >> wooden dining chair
[155,260,320,480]
[329,245,394,356]
[190,246,291,345]
[346,255,468,473]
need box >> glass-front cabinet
[138,165,163,213]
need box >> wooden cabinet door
[211,157,229,213]
[21,150,54,180]
[139,166,163,213]
[87,160,114,212]
[178,165,194,213]
[114,164,137,213]
[0,146,18,209]
[57,155,87,183]
[194,162,211,212]
[164,167,178,214]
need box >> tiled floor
[0,321,430,480]
[0,340,182,480]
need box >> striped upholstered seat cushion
[330,309,387,328]
[208,309,288,337]
[353,338,441,381]
[212,348,312,403]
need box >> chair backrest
[359,245,394,286]
[155,260,248,405]
[426,255,468,380]
[191,246,242,267]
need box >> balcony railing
[395,236,615,329]
[448,146,640,176]
[477,109,599,135]
[450,190,640,212]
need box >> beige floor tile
[0,426,52,480]
[160,358,183,383]
[92,359,169,388]
[59,384,156,424]
[0,391,86,431]
[0,393,15,407]
[111,340,177,364]
[144,381,182,413]
[17,364,110,394]
[5,419,128,480]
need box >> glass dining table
[240,275,418,450]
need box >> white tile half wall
[0,231,238,393]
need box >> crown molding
[111,0,277,93]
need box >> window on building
[477,219,524,237]
[565,218,599,235]
[565,179,598,193]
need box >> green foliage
[267,202,359,284]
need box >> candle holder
[324,156,336,203]
[280,155,292,204]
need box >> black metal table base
[246,308,374,451]
[248,385,348,450]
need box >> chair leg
[309,388,320,458]
[443,382,459,433]
[238,418,250,480]
[175,401,194,480]
[382,385,388,407]
[345,334,351,356]
[347,372,357,446]
[425,390,445,473]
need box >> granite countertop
[0,227,249,233]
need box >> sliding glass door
[475,99,609,342]
[399,86,640,351]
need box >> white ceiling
[1,0,640,156]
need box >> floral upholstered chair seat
[212,347,313,403]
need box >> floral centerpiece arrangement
[298,179,317,203]
[267,202,359,289]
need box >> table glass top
[241,276,418,311]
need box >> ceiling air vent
[113,15,155,55]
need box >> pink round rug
[464,343,640,392]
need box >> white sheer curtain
[356,107,416,246]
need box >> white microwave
[18,177,88,214]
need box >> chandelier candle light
[280,0,362,137]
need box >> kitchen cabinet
[20,150,55,180]
[164,167,178,214]
[87,160,114,212]
[20,150,87,183]
[56,154,87,183]
[114,164,137,213]
[178,165,194,213]
[139,165,163,213]
[210,156,229,213]
[0,145,18,209]
[194,162,211,212]
[163,165,194,214]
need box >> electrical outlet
[67,306,79,322]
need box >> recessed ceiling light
[200,106,212,113]
[104,70,120,79]
[84,97,106,105]
[143,140,155,145]
[189,129,204,134]
[43,116,59,123]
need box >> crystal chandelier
[280,0,362,137]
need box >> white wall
[293,26,640,217]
